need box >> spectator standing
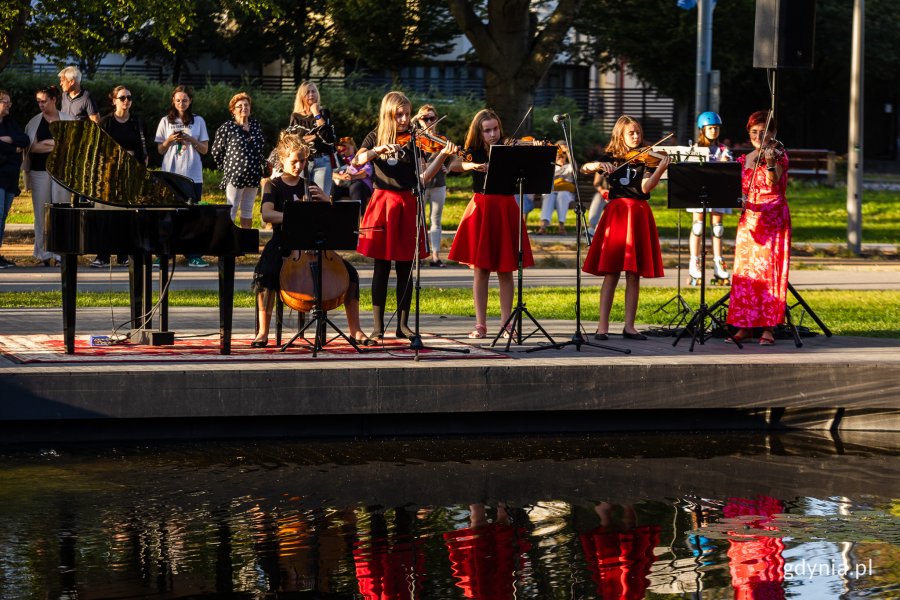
[154,85,210,268]
[0,90,30,268]
[58,66,100,124]
[211,92,265,229]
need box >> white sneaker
[714,257,729,280]
[688,256,702,279]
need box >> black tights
[371,259,413,311]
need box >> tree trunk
[447,0,583,133]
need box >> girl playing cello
[251,133,374,348]
[433,109,535,339]
[580,115,670,341]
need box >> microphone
[552,113,569,123]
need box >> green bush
[0,71,606,170]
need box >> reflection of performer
[726,111,790,347]
[353,91,430,341]
[437,109,535,340]
[724,496,786,600]
[580,115,669,341]
[443,503,531,599]
[688,111,733,286]
[577,502,660,600]
[251,134,372,348]
[353,507,425,600]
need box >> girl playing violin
[251,133,374,348]
[434,109,535,339]
[580,115,669,341]
[352,91,430,340]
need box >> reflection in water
[0,433,897,598]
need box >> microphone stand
[527,115,630,355]
[405,123,469,360]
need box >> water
[0,433,897,599]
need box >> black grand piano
[45,120,259,354]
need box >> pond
[0,432,897,599]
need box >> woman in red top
[435,109,535,339]
[353,91,430,340]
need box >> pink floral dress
[727,152,791,328]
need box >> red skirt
[357,188,428,261]
[582,197,664,278]
[448,193,534,272]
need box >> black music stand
[279,201,362,357]
[668,162,742,351]
[484,144,558,350]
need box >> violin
[610,132,675,170]
[396,130,472,161]
[278,171,350,313]
[502,136,556,147]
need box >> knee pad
[691,220,704,237]
[712,224,725,239]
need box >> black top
[362,130,418,191]
[262,176,307,241]
[601,156,652,201]
[99,113,148,164]
[29,117,53,172]
[468,147,489,193]
[288,109,335,158]
[211,118,266,188]
[0,117,29,192]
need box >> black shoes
[593,332,609,341]
[250,339,268,348]
[622,331,648,341]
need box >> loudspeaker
[753,0,816,69]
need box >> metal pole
[847,0,864,255]
[694,0,714,120]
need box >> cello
[278,164,350,313]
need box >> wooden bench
[732,147,837,186]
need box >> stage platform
[1,307,898,442]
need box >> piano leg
[219,256,235,355]
[129,254,145,335]
[143,256,153,331]
[60,254,78,354]
[158,255,171,332]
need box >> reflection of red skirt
[448,193,534,272]
[357,188,428,261]
[582,197,664,278]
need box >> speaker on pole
[753,0,816,69]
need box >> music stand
[668,162,742,351]
[279,201,362,357]
[484,144,558,350]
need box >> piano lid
[48,120,192,207]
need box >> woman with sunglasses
[24,85,74,266]
[92,85,149,267]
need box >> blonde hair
[275,133,310,162]
[292,81,319,115]
[605,115,643,157]
[228,92,252,113]
[376,91,411,146]
[464,109,503,152]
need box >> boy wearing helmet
[688,111,733,285]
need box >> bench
[732,147,837,186]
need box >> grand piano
[45,120,259,355]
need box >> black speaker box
[753,0,816,69]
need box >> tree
[328,0,458,82]
[0,0,195,76]
[446,0,584,127]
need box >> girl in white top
[155,85,209,197]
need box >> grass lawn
[6,171,899,245]
[3,287,898,339]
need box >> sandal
[758,331,775,345]
[725,329,752,344]
[467,324,487,339]
[354,334,376,347]
[501,324,515,339]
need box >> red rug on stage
[0,333,501,364]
